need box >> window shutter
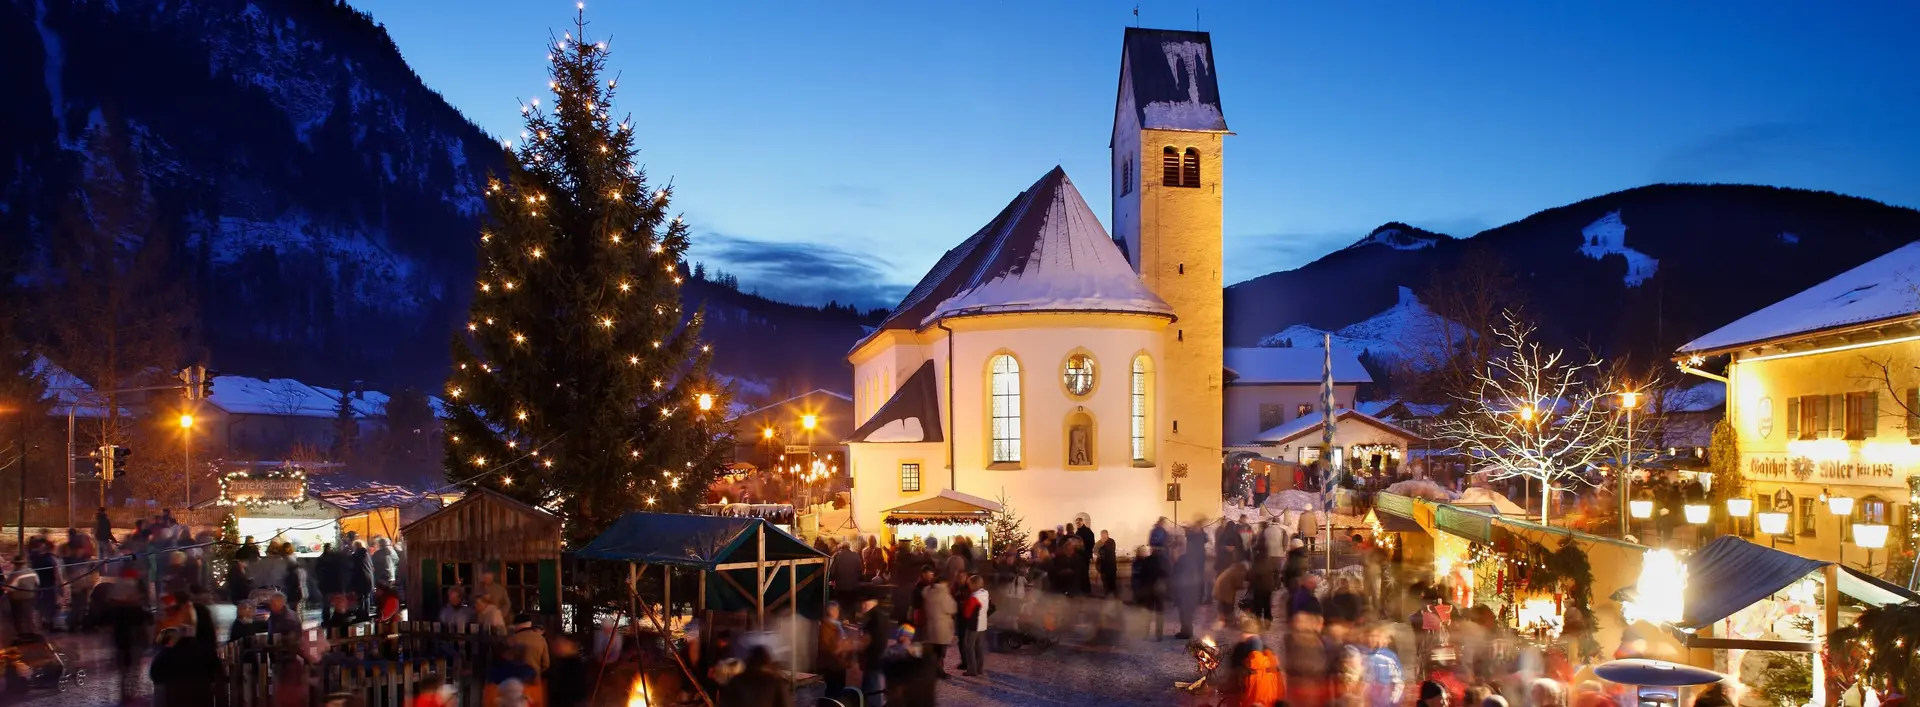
[1787,397,1799,438]
[1162,146,1181,186]
[1908,389,1919,437]
[1833,394,1847,437]
[1864,391,1878,437]
[1181,148,1201,188]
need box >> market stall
[209,466,343,557]
[880,489,999,550]
[401,488,563,621]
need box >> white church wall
[848,441,947,532]
[1224,383,1358,445]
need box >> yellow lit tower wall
[1111,28,1227,518]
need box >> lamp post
[1826,492,1854,568]
[1758,510,1789,548]
[1618,391,1641,537]
[178,413,195,509]
[1629,499,1654,541]
[1853,523,1890,574]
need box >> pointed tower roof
[1117,27,1228,132]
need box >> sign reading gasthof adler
[1748,456,1897,482]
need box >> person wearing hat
[509,613,550,675]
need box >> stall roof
[883,489,1003,518]
[573,513,824,570]
[1644,536,1920,630]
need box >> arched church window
[1131,355,1152,463]
[1063,353,1095,397]
[1162,146,1181,186]
[1181,148,1201,188]
[989,354,1022,464]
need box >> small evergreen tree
[443,10,733,544]
[331,393,359,462]
[1705,419,1743,501]
[985,490,1027,555]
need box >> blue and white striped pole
[1322,333,1338,571]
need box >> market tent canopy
[1626,536,1920,631]
[883,489,1002,520]
[1367,509,1423,533]
[574,513,822,570]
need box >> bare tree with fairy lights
[1434,311,1627,525]
[442,8,732,545]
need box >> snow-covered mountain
[1228,184,1920,368]
[1258,286,1463,366]
[0,0,873,396]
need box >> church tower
[1112,28,1227,516]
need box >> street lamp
[1630,500,1654,519]
[1827,492,1854,567]
[1854,523,1890,574]
[1618,390,1641,537]
[1727,498,1753,517]
[696,392,714,412]
[1684,504,1710,525]
[1758,511,1789,548]
[801,414,817,431]
[179,412,195,509]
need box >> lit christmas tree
[444,9,732,544]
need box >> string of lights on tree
[440,3,733,544]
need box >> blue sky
[352,1,1920,309]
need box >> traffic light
[180,365,211,400]
[96,445,131,482]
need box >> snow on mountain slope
[1258,286,1462,365]
[1342,226,1439,252]
[1578,210,1659,287]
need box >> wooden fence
[219,621,509,707]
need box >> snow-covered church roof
[1679,240,1920,355]
[1118,28,1228,132]
[859,167,1172,347]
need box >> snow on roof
[208,375,340,417]
[1680,240,1920,354]
[1252,408,1422,445]
[309,385,391,418]
[1224,347,1372,385]
[848,361,944,444]
[30,356,130,418]
[1355,399,1397,417]
[869,167,1170,330]
[1120,28,1228,132]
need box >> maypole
[1321,332,1338,573]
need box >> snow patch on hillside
[1258,286,1464,367]
[34,0,68,143]
[209,212,425,313]
[1578,210,1659,287]
[1343,227,1438,252]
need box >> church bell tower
[1112,27,1227,516]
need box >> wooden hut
[401,488,563,621]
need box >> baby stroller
[3,632,85,693]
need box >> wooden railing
[218,621,511,706]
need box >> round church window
[1063,353,1095,397]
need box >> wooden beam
[712,557,827,571]
[1681,636,1818,652]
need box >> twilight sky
[351,1,1920,309]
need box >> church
[844,28,1228,549]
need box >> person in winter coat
[1297,508,1322,554]
[958,575,990,677]
[371,536,398,587]
[350,540,375,613]
[1361,625,1405,707]
[829,540,864,610]
[918,575,957,679]
[316,544,349,615]
[1213,560,1248,628]
[544,635,591,707]
[1131,546,1166,640]
[1095,531,1119,599]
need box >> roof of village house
[1679,240,1920,355]
[847,361,944,444]
[1252,408,1422,445]
[856,168,1172,351]
[1224,347,1373,385]
[1117,28,1229,132]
